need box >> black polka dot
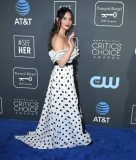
[15,64,91,149]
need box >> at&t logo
[14,0,32,25]
[90,76,120,89]
[93,102,110,123]
[15,0,30,16]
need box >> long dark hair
[48,7,74,51]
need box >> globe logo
[96,102,109,115]
[15,0,30,16]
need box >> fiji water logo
[15,0,30,16]
[96,102,109,115]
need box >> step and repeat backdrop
[0,0,136,128]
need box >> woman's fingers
[70,32,74,38]
[70,37,74,45]
[69,32,74,42]
[69,37,74,45]
[68,32,75,49]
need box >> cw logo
[90,76,120,89]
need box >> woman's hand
[68,32,75,51]
[56,32,75,68]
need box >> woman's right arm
[53,32,75,68]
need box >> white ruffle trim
[49,46,79,63]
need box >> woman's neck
[58,28,66,37]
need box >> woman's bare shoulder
[52,35,64,51]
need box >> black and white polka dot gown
[15,47,92,149]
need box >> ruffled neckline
[50,48,69,53]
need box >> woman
[15,7,92,149]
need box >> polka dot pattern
[15,49,92,149]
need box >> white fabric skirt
[15,65,92,149]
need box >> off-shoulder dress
[15,47,92,149]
